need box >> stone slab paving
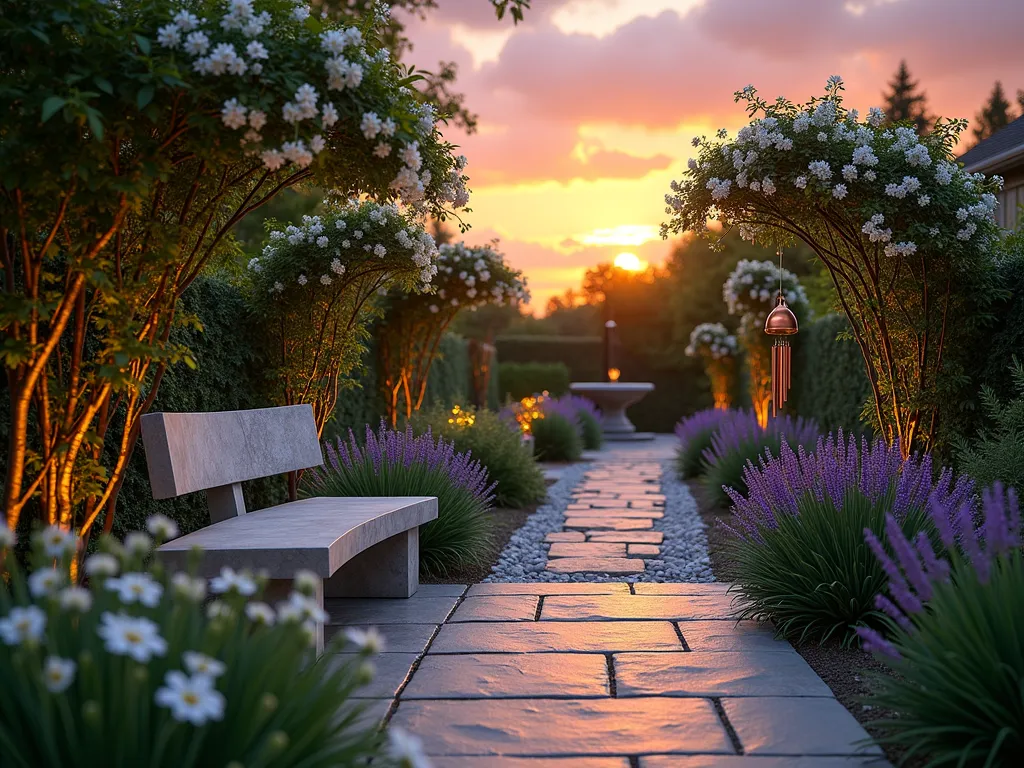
[325,584,888,764]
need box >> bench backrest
[141,405,322,521]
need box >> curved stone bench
[140,404,438,652]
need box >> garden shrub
[306,423,495,577]
[727,433,974,645]
[412,405,546,509]
[495,336,604,383]
[701,412,819,506]
[791,313,872,432]
[531,413,583,462]
[0,518,406,768]
[674,408,740,479]
[860,483,1024,764]
[553,395,602,450]
[954,360,1024,491]
[497,361,572,400]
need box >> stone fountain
[569,381,655,441]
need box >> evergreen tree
[974,81,1016,142]
[883,60,932,133]
[1018,88,1024,114]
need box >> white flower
[260,149,285,171]
[293,5,311,22]
[374,244,387,258]
[172,572,207,601]
[918,194,931,207]
[60,586,93,613]
[173,10,200,32]
[39,525,75,558]
[851,145,878,167]
[183,651,226,679]
[98,612,167,662]
[341,239,351,249]
[808,161,832,181]
[210,567,257,596]
[43,657,77,693]
[817,131,827,142]
[884,241,918,258]
[281,592,328,624]
[957,222,977,241]
[373,142,392,158]
[905,144,931,167]
[400,142,422,171]
[935,162,955,186]
[793,175,808,189]
[28,568,63,598]
[316,235,329,248]
[124,532,152,556]
[353,230,363,239]
[0,525,14,549]
[832,184,848,199]
[321,102,339,129]
[245,602,276,625]
[294,570,319,594]
[246,40,268,60]
[335,220,347,231]
[761,177,776,196]
[184,31,210,56]
[107,572,163,607]
[155,671,226,726]
[146,514,179,541]
[206,601,234,620]
[0,606,46,646]
[867,106,885,127]
[157,24,181,49]
[272,281,284,293]
[827,74,843,89]
[387,727,430,768]
[863,169,877,182]
[297,274,308,286]
[792,112,811,133]
[316,274,330,286]
[84,553,118,578]
[842,164,858,182]
[310,134,326,154]
[361,112,383,140]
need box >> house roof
[958,115,1024,173]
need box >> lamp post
[603,319,618,382]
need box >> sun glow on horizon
[614,252,647,272]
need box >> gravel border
[484,459,715,583]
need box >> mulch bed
[690,477,920,767]
[421,503,535,585]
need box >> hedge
[496,361,571,401]
[790,313,872,432]
[496,335,604,382]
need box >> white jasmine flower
[157,24,181,48]
[842,164,858,181]
[184,30,210,56]
[124,532,152,556]
[28,568,63,598]
[792,112,811,133]
[321,102,338,128]
[793,175,808,189]
[146,514,180,540]
[292,5,311,22]
[43,656,77,693]
[341,239,351,249]
[272,281,284,293]
[817,131,828,142]
[905,144,931,167]
[316,236,329,248]
[373,142,392,158]
[863,169,877,182]
[310,134,326,154]
[360,112,383,140]
[0,606,46,646]
[374,244,387,257]
[381,117,397,137]
[918,195,931,206]
[260,149,285,171]
[851,145,878,167]
[808,161,832,182]
[957,222,977,240]
[183,651,226,678]
[335,220,347,231]
[400,142,422,171]
[98,612,166,662]
[38,525,75,558]
[173,10,200,31]
[107,572,163,607]
[245,602,276,625]
[832,184,848,199]
[761,177,776,195]
[353,230,363,239]
[319,274,332,285]
[60,586,93,613]
[84,553,118,578]
[210,566,257,596]
[867,106,885,127]
[155,671,226,725]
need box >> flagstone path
[328,582,889,765]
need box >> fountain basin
[570,382,655,441]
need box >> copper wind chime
[764,248,799,418]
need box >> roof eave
[961,144,1024,175]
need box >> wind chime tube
[770,339,792,417]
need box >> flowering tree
[722,260,808,426]
[377,242,528,425]
[247,200,438,438]
[685,322,739,410]
[0,0,477,540]
[663,77,1003,456]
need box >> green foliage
[0,524,391,768]
[495,336,604,382]
[868,551,1024,763]
[702,433,785,507]
[306,426,494,577]
[729,491,931,645]
[792,314,872,432]
[422,335,471,409]
[497,362,571,400]
[955,360,1024,490]
[531,413,583,462]
[412,405,546,509]
[576,409,603,451]
[676,428,718,479]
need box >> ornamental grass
[725,432,973,645]
[860,483,1024,765]
[307,422,495,576]
[0,519,417,768]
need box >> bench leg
[324,528,419,599]
[265,578,325,656]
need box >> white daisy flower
[0,606,46,645]
[38,525,75,558]
[84,553,119,578]
[59,586,93,613]
[183,651,226,679]
[245,602,276,626]
[155,671,226,726]
[146,514,180,541]
[345,627,385,654]
[106,572,163,607]
[97,612,167,662]
[171,572,207,602]
[210,567,257,596]
[28,568,64,598]
[42,656,77,693]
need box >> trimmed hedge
[497,361,571,401]
[496,335,603,382]
[791,313,871,432]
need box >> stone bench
[140,404,438,651]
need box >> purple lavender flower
[674,408,739,452]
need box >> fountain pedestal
[569,382,655,442]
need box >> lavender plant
[859,482,1023,764]
[531,397,584,462]
[0,518,413,768]
[726,432,974,644]
[306,422,495,575]
[557,395,603,450]
[701,411,819,506]
[674,407,744,479]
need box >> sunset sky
[403,0,1024,312]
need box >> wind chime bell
[764,293,799,417]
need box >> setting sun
[614,252,647,272]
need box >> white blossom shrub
[247,200,438,436]
[0,518,426,768]
[686,322,739,409]
[663,76,1004,455]
[378,242,529,424]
